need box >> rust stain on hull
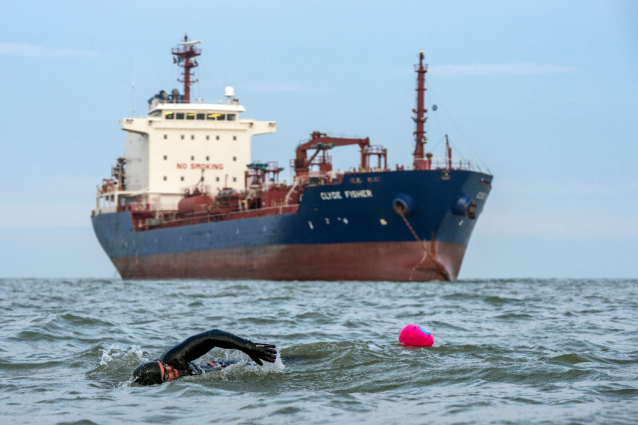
[113,241,466,282]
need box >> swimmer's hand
[246,342,277,366]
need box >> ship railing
[342,166,391,173]
[180,185,211,196]
[132,204,300,231]
[118,203,173,213]
[417,158,474,171]
[96,185,138,196]
[147,94,186,110]
[289,158,475,185]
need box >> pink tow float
[399,324,434,347]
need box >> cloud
[245,84,323,93]
[0,43,99,58]
[428,63,574,76]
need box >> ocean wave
[1,278,637,424]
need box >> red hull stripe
[113,241,466,282]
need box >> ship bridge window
[207,113,219,120]
[186,113,195,120]
[197,113,205,120]
[228,114,236,121]
[165,112,174,119]
[176,113,185,120]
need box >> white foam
[100,344,144,366]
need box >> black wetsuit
[158,329,260,376]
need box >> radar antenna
[171,33,202,104]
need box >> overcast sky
[1,0,636,278]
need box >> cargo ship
[91,35,493,281]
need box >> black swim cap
[132,361,163,386]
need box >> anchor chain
[397,211,449,281]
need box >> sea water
[1,278,636,424]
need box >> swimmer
[131,329,277,386]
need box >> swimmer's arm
[159,329,277,366]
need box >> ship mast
[171,34,202,104]
[413,50,428,169]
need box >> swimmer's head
[131,361,164,386]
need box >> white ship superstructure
[94,36,275,214]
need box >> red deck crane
[294,131,387,176]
